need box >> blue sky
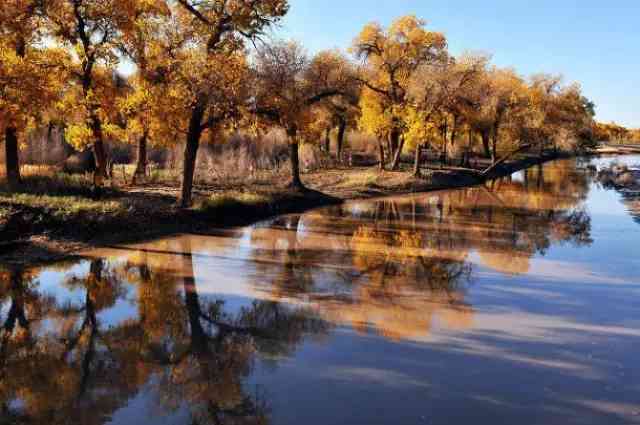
[276,0,640,128]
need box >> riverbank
[594,143,640,155]
[0,151,565,266]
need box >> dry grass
[347,131,379,156]
[195,131,290,184]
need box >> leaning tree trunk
[336,117,346,162]
[132,132,148,185]
[180,105,206,208]
[288,129,304,190]
[4,127,21,189]
[390,135,405,171]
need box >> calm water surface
[2,156,640,425]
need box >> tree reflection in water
[0,244,328,424]
[246,159,592,339]
[0,160,595,424]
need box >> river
[1,156,639,425]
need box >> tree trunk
[378,138,385,171]
[491,124,499,164]
[3,39,25,189]
[4,127,21,189]
[88,113,109,188]
[390,136,405,171]
[288,131,304,189]
[323,128,331,154]
[536,164,544,189]
[450,116,458,148]
[385,135,393,162]
[180,105,206,208]
[481,130,491,158]
[389,128,400,155]
[441,119,448,165]
[464,129,474,167]
[413,144,422,176]
[450,115,459,163]
[481,143,532,177]
[337,117,346,162]
[132,132,148,185]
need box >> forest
[0,0,611,253]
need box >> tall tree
[116,0,169,184]
[311,51,360,161]
[253,41,353,189]
[0,0,65,188]
[168,0,289,207]
[353,15,448,170]
[46,0,137,186]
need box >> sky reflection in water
[1,156,639,425]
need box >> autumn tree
[404,54,488,173]
[116,0,169,184]
[137,22,251,206]
[138,0,288,207]
[434,54,489,164]
[594,122,630,143]
[524,75,595,153]
[0,1,66,188]
[309,50,360,161]
[462,67,529,164]
[43,1,130,186]
[353,15,448,170]
[253,41,354,189]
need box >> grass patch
[1,171,127,229]
[0,171,104,198]
[1,193,124,217]
[196,191,271,214]
[337,170,382,189]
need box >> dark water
[2,156,640,425]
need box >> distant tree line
[593,122,640,144]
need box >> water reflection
[0,158,607,425]
[598,160,640,225]
[0,251,328,424]
[243,159,592,340]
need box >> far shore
[593,143,640,155]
